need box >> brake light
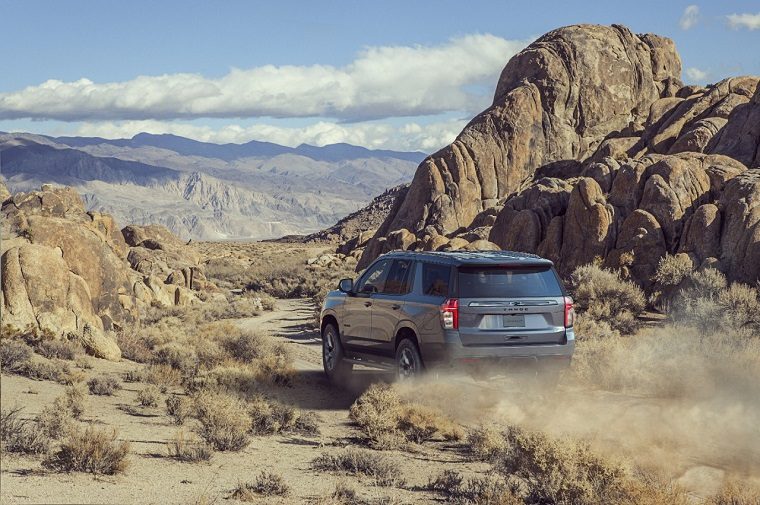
[441,298,459,330]
[564,296,575,327]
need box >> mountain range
[0,132,424,240]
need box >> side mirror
[338,278,354,294]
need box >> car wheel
[396,338,423,380]
[322,323,351,382]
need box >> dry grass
[136,385,161,407]
[349,383,462,449]
[428,470,521,504]
[231,471,290,500]
[35,337,84,361]
[706,480,760,505]
[87,375,121,396]
[0,338,34,370]
[44,426,130,475]
[0,407,51,455]
[247,396,321,436]
[166,430,213,462]
[166,394,192,425]
[312,448,405,487]
[570,264,646,334]
[193,391,251,451]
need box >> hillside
[0,133,424,240]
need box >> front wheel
[396,338,424,380]
[322,323,352,382]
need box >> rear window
[457,266,563,298]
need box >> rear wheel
[322,323,352,382]
[396,338,423,380]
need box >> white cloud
[726,12,760,30]
[684,67,709,82]
[680,5,700,30]
[0,34,528,122]
[69,119,469,153]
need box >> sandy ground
[2,298,758,503]
[0,299,486,504]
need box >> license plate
[502,314,525,327]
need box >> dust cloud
[396,325,760,496]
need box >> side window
[355,260,391,294]
[382,260,414,295]
[422,263,451,297]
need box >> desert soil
[0,299,486,504]
[2,299,758,503]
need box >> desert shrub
[312,448,405,487]
[36,389,85,439]
[124,369,144,383]
[0,339,33,371]
[153,341,198,377]
[222,330,271,362]
[231,471,290,500]
[87,375,121,396]
[706,480,760,505]
[35,337,84,360]
[349,383,403,448]
[428,470,520,504]
[194,391,251,451]
[495,426,631,505]
[398,404,463,443]
[0,407,51,454]
[115,330,155,363]
[293,411,321,436]
[167,430,212,462]
[75,356,93,370]
[45,426,129,474]
[136,385,161,407]
[166,394,192,425]
[349,383,461,448]
[144,363,182,392]
[467,425,509,462]
[653,254,694,289]
[202,297,263,320]
[570,264,646,334]
[1,339,33,368]
[247,396,320,436]
[673,269,760,333]
[320,481,364,505]
[18,359,77,384]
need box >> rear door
[370,259,414,354]
[342,259,391,350]
[455,265,566,346]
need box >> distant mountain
[51,133,425,163]
[0,132,425,240]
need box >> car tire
[395,338,424,380]
[322,323,352,382]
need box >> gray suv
[320,250,575,380]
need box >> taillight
[441,298,459,330]
[564,296,575,327]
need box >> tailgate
[457,298,566,346]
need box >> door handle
[364,301,372,307]
[391,304,401,310]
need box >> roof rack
[381,249,552,266]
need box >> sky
[1,0,759,153]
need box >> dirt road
[0,299,468,504]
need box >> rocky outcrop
[356,23,760,290]
[358,24,682,270]
[1,185,215,359]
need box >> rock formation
[357,24,760,290]
[1,185,217,359]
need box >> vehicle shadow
[270,369,393,411]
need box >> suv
[320,250,575,380]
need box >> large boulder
[359,24,681,269]
[1,184,214,357]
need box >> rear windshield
[457,266,563,298]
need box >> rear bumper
[420,328,575,366]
